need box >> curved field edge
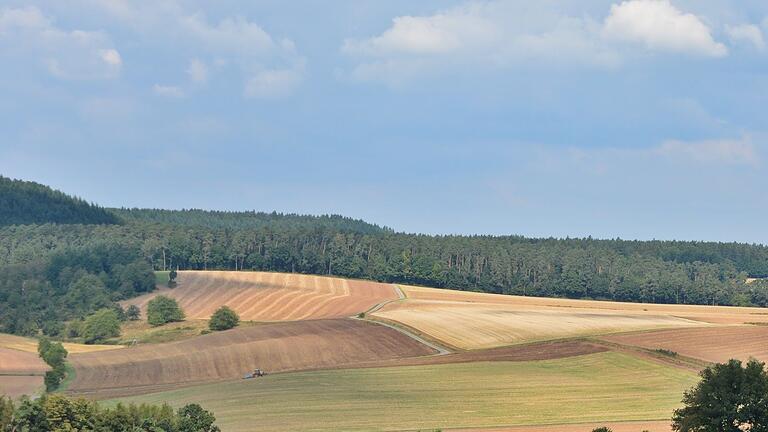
[66,318,436,397]
[107,351,697,432]
[123,270,398,321]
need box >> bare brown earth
[0,376,44,399]
[0,347,48,398]
[124,271,397,321]
[601,325,768,364]
[455,420,672,432]
[67,318,436,398]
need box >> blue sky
[1,1,766,243]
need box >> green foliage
[38,339,69,392]
[168,269,178,288]
[672,358,768,432]
[147,296,185,327]
[0,242,155,336]
[6,394,218,432]
[0,396,13,431]
[82,309,121,344]
[126,304,141,321]
[592,428,612,432]
[208,306,239,331]
[0,175,119,226]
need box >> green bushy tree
[147,296,185,326]
[208,306,239,331]
[126,304,141,321]
[82,309,121,344]
[673,358,768,432]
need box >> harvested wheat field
[400,285,768,325]
[374,299,703,350]
[602,325,768,364]
[0,332,119,354]
[0,347,48,398]
[124,271,396,321]
[370,285,768,350]
[68,318,435,398]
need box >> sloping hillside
[0,176,118,226]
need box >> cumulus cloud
[342,0,734,85]
[0,6,122,79]
[602,0,727,57]
[726,24,765,51]
[153,84,184,98]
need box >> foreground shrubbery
[0,394,218,432]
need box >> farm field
[0,346,48,399]
[110,351,697,432]
[601,326,768,364]
[0,332,120,354]
[124,271,397,321]
[371,285,768,349]
[68,318,435,398]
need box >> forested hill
[111,208,387,234]
[0,176,118,226]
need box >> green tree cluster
[0,175,118,226]
[209,306,239,331]
[147,296,185,326]
[82,309,122,344]
[0,394,219,432]
[37,339,69,392]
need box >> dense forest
[0,176,118,226]
[1,176,768,336]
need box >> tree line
[2,217,767,310]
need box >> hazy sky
[1,1,766,243]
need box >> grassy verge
[55,363,76,393]
[108,351,697,432]
[154,271,170,286]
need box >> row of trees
[37,339,68,391]
[2,220,767,309]
[0,395,218,432]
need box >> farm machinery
[243,368,267,379]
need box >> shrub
[209,306,239,331]
[38,339,68,391]
[147,295,185,326]
[126,304,141,321]
[82,309,121,344]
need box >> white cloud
[153,84,184,98]
[83,3,304,98]
[0,6,122,79]
[342,3,620,85]
[726,24,765,51]
[187,58,208,83]
[603,0,727,57]
[244,68,303,99]
[654,137,759,166]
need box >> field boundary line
[353,284,452,355]
[589,338,709,371]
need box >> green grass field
[154,271,170,286]
[110,352,697,432]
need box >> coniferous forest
[1,175,767,336]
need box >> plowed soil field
[0,347,48,398]
[124,271,396,321]
[602,325,768,364]
[68,318,435,398]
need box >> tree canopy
[209,306,239,331]
[147,296,185,326]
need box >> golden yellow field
[0,333,121,354]
[372,285,768,349]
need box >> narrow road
[354,284,452,356]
